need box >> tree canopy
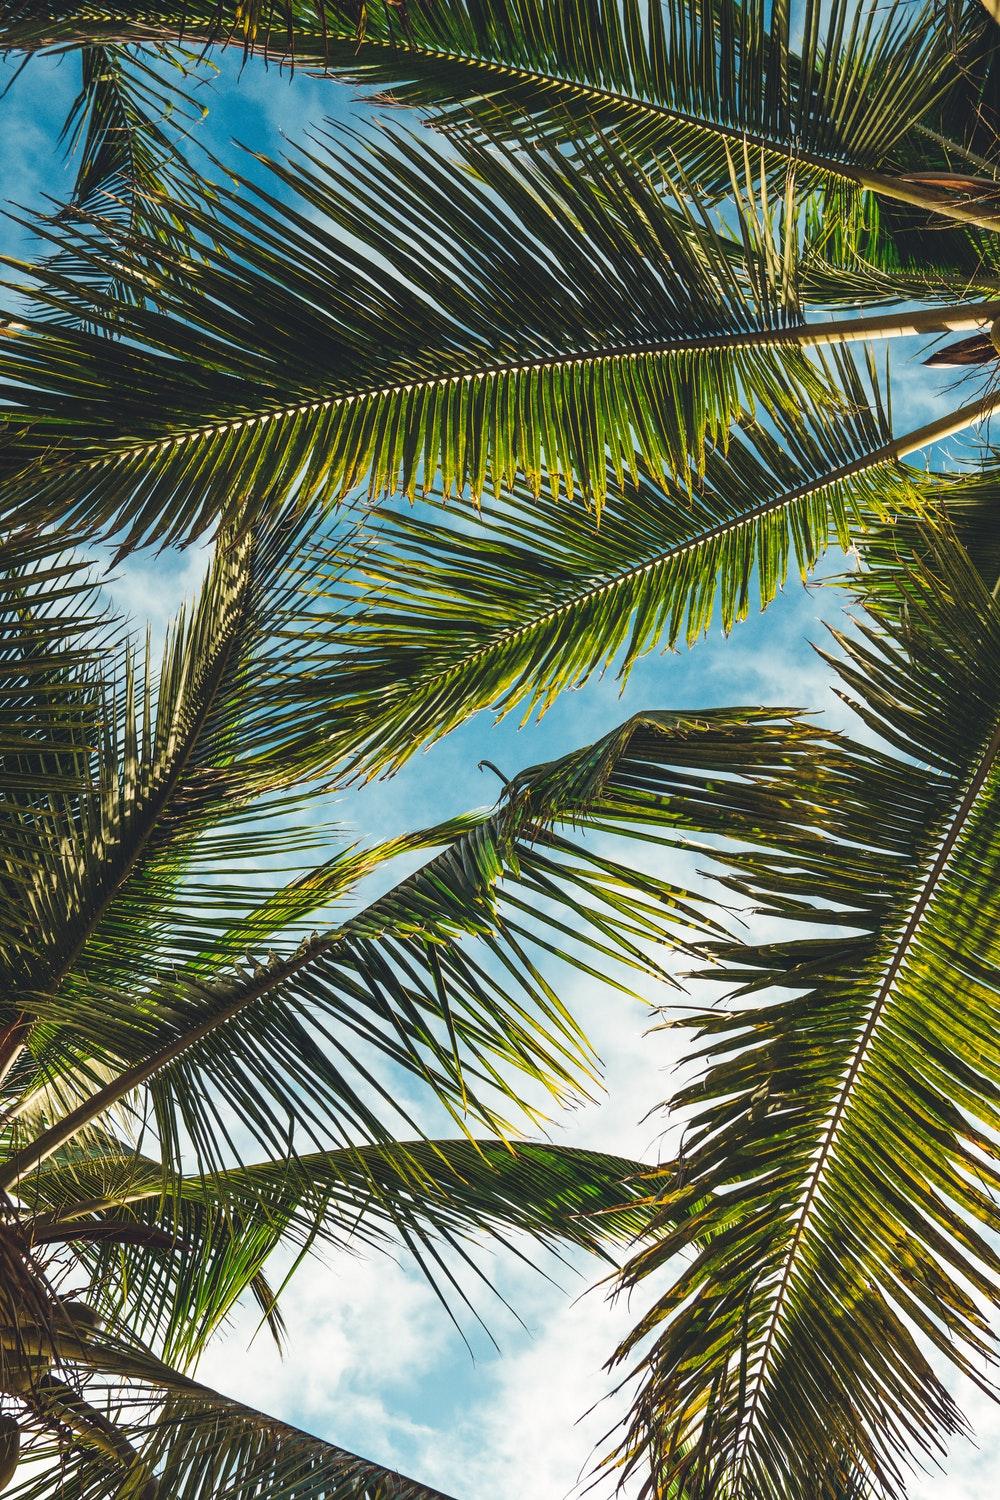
[2,2,1000,1497]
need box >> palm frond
[610,532,1000,1498]
[1,124,876,545]
[3,1,986,218]
[314,0,973,199]
[6,1333,458,1499]
[21,1135,654,1363]
[0,0,350,59]
[328,355,935,779]
[0,703,736,1192]
[31,42,215,322]
[0,532,107,793]
[856,458,1000,592]
[0,507,368,1103]
[802,183,1000,310]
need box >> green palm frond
[60,45,207,223]
[5,1333,458,1499]
[799,4,1000,314]
[0,532,107,792]
[0,537,113,1027]
[0,699,730,1194]
[31,42,215,321]
[4,1,993,227]
[608,532,1000,1498]
[0,0,351,59]
[802,184,1000,310]
[855,458,1000,595]
[21,1135,654,1363]
[311,0,981,205]
[328,356,940,779]
[0,123,857,544]
[0,508,368,1101]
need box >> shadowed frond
[30,42,216,321]
[4,1331,459,1499]
[0,533,107,791]
[20,1134,654,1363]
[3,1,993,228]
[855,457,1000,595]
[609,532,1000,1498]
[0,0,354,60]
[60,45,208,223]
[0,507,374,1110]
[802,184,1000,311]
[327,358,942,780]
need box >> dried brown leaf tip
[925,319,1000,366]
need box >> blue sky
[1,38,996,1500]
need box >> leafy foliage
[328,356,932,778]
[0,124,853,546]
[609,533,1000,1498]
[0,523,717,1491]
[3,1,988,207]
[4,2,1000,1497]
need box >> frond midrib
[30,330,799,476]
[731,709,1000,1486]
[372,453,898,705]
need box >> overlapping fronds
[0,507,367,1098]
[799,4,1000,314]
[0,688,734,1196]
[0,531,107,791]
[857,458,1000,593]
[19,1134,654,1363]
[60,45,207,225]
[328,356,935,779]
[31,41,215,320]
[305,0,976,199]
[3,1,987,218]
[0,0,350,59]
[0,122,860,545]
[609,532,1000,1498]
[803,185,1000,310]
[4,1332,459,1499]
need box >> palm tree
[2,0,1000,1496]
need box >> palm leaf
[0,123,858,544]
[0,702,732,1193]
[0,508,371,1111]
[5,1333,458,1499]
[31,41,216,322]
[328,356,939,780]
[0,532,107,795]
[21,1135,654,1363]
[608,532,1000,1498]
[3,1,993,228]
[802,182,1000,310]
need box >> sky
[1,35,997,1500]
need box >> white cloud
[107,544,212,651]
[193,967,686,1496]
